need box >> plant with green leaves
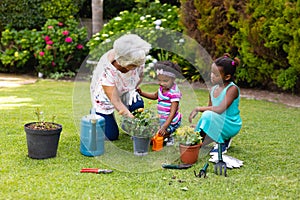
[121,108,159,138]
[173,126,202,146]
[26,108,59,130]
[33,17,87,77]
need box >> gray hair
[113,34,151,67]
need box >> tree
[92,0,104,35]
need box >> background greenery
[0,80,299,199]
[0,0,300,92]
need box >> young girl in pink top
[137,61,182,145]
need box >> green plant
[121,108,159,138]
[26,108,59,130]
[173,126,202,146]
[33,17,87,76]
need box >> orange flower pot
[179,143,202,164]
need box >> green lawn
[0,80,299,199]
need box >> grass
[0,79,299,199]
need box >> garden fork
[214,143,227,177]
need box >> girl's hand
[189,108,199,123]
[158,127,168,136]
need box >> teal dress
[195,82,242,143]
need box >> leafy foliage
[173,126,202,146]
[0,18,88,77]
[121,108,159,138]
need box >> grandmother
[90,34,151,141]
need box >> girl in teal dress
[189,53,242,149]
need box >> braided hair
[214,53,240,82]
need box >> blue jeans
[96,98,144,141]
[160,119,181,135]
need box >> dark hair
[214,53,240,82]
[154,60,182,78]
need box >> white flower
[140,16,145,21]
[115,17,122,21]
[94,37,100,41]
[148,63,154,68]
[154,19,162,26]
[155,25,160,30]
[146,55,152,60]
[146,15,151,18]
[152,59,158,63]
[101,34,109,37]
[105,39,111,43]
[179,38,185,43]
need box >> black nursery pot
[24,122,62,159]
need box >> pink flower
[65,37,73,43]
[39,51,45,56]
[51,61,56,67]
[44,36,50,41]
[76,44,84,49]
[46,40,53,45]
[58,22,63,26]
[62,30,69,36]
[46,45,52,50]
[48,26,53,29]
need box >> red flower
[46,40,53,45]
[39,51,45,56]
[58,22,63,26]
[48,26,53,29]
[51,61,56,67]
[44,36,50,41]
[65,37,73,43]
[62,30,69,36]
[76,44,84,49]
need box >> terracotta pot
[179,143,202,164]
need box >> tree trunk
[92,0,104,35]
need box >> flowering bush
[0,17,87,76]
[121,108,160,138]
[87,1,182,50]
[33,17,87,76]
[173,126,202,146]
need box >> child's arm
[189,86,238,122]
[136,87,158,100]
[158,101,179,136]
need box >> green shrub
[87,1,182,50]
[0,27,38,72]
[0,18,88,76]
[33,18,88,76]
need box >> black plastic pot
[24,122,62,159]
[132,136,151,156]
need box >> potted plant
[24,108,62,159]
[121,108,159,156]
[173,126,202,164]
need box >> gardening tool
[214,143,227,177]
[80,168,113,174]
[194,163,209,178]
[162,163,193,170]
